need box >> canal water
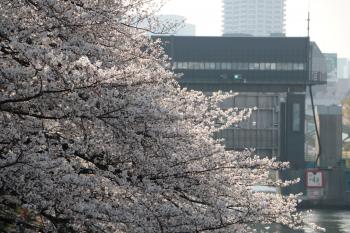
[301,209,350,233]
[262,209,350,232]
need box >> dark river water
[262,209,350,232]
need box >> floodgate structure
[156,35,327,194]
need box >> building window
[191,62,197,69]
[254,63,260,70]
[203,62,215,70]
[242,63,249,70]
[271,63,276,70]
[204,62,211,69]
[182,62,188,69]
[265,63,271,70]
[187,62,192,69]
[293,63,299,71]
[172,61,306,71]
[260,63,266,70]
[276,63,282,70]
[292,103,301,132]
[231,62,237,70]
[209,62,215,70]
[222,62,227,70]
[173,62,177,70]
[281,63,288,70]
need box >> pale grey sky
[159,0,350,58]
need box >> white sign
[306,170,324,188]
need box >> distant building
[338,58,350,79]
[222,0,286,36]
[323,53,337,81]
[146,15,196,36]
[176,23,196,36]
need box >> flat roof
[155,36,310,62]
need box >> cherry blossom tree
[1,0,308,232]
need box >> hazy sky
[159,0,350,58]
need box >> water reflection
[261,209,350,232]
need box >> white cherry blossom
[0,0,316,232]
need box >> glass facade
[173,61,305,71]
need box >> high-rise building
[222,0,286,37]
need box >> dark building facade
[156,36,326,170]
[158,36,326,92]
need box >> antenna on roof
[307,0,311,37]
[307,11,310,37]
